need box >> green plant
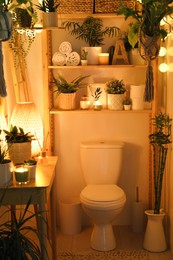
[0,131,10,164]
[63,16,120,47]
[0,195,46,259]
[4,125,33,143]
[53,75,89,94]
[90,87,102,101]
[24,159,37,166]
[123,98,132,105]
[81,49,88,60]
[105,79,126,94]
[35,0,60,12]
[117,0,173,48]
[149,112,172,214]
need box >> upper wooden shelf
[48,65,147,69]
[57,13,125,20]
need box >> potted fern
[105,79,126,110]
[63,16,119,65]
[0,131,12,186]
[36,0,60,28]
[53,74,89,110]
[4,125,33,165]
[143,112,172,252]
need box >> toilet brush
[132,186,144,233]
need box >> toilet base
[91,223,116,251]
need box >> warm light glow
[10,102,43,156]
[167,47,173,56]
[98,53,109,65]
[159,63,169,73]
[159,47,167,57]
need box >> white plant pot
[25,164,37,179]
[143,210,167,252]
[55,93,76,110]
[81,47,102,65]
[42,12,57,28]
[0,161,12,186]
[128,49,146,65]
[8,142,31,165]
[124,104,131,110]
[108,94,124,110]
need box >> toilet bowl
[80,140,126,251]
[80,184,126,251]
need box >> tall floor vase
[143,210,167,252]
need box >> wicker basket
[95,0,135,13]
[57,0,93,14]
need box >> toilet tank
[80,140,125,185]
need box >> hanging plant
[117,0,173,102]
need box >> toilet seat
[80,185,126,210]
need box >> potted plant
[53,74,89,110]
[91,87,102,111]
[0,131,12,186]
[24,159,37,179]
[123,98,132,110]
[0,195,46,259]
[143,112,172,252]
[105,79,126,110]
[63,16,119,65]
[36,0,60,28]
[117,0,173,102]
[4,125,33,165]
[80,49,88,66]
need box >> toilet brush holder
[132,187,144,233]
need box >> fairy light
[159,47,167,57]
[159,63,169,73]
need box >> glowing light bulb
[159,63,169,73]
[159,47,167,57]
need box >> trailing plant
[53,74,89,94]
[149,112,172,214]
[35,0,60,12]
[105,79,126,94]
[0,195,47,259]
[4,125,34,143]
[63,16,120,47]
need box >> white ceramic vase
[143,210,167,252]
[0,161,12,186]
[108,94,124,110]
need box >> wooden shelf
[50,108,152,114]
[49,65,147,69]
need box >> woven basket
[95,0,135,13]
[57,0,93,14]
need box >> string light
[159,63,169,73]
[159,47,167,57]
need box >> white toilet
[80,140,126,251]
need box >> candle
[98,53,109,65]
[14,166,29,184]
[93,100,102,111]
[80,96,90,110]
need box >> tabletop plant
[149,112,172,214]
[105,79,126,94]
[53,74,89,94]
[117,0,173,102]
[4,125,33,143]
[63,16,119,47]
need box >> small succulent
[24,159,37,166]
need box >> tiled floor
[57,225,173,260]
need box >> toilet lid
[81,185,125,202]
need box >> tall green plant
[63,16,119,47]
[149,112,172,214]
